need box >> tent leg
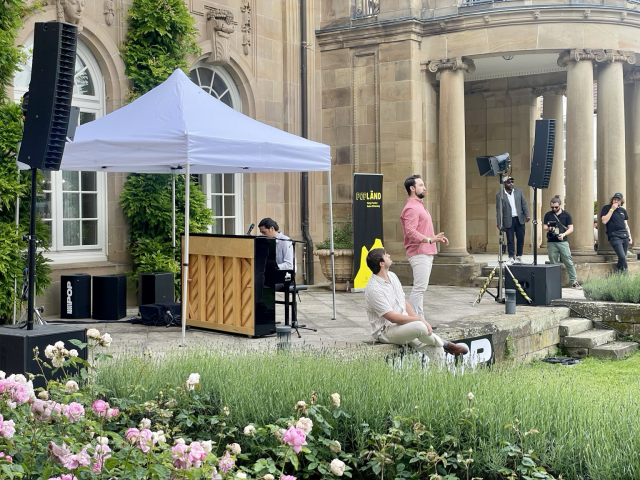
[172,171,176,253]
[328,169,336,321]
[181,164,190,346]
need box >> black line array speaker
[505,264,562,306]
[93,274,127,320]
[528,119,556,189]
[60,273,91,319]
[0,325,87,389]
[138,272,174,306]
[17,22,77,171]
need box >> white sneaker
[515,256,524,264]
[505,257,515,266]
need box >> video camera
[546,220,561,240]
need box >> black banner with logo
[353,173,384,291]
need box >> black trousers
[609,236,629,272]
[504,218,525,258]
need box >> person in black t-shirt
[601,192,633,272]
[543,196,581,289]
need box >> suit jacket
[496,187,530,229]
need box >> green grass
[97,347,640,480]
[583,271,640,303]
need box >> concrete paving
[42,272,585,356]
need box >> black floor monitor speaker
[93,274,127,320]
[0,325,87,389]
[17,22,77,171]
[505,264,562,306]
[60,273,91,319]
[528,119,556,189]
[138,272,174,306]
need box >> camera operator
[543,196,581,289]
[601,192,633,272]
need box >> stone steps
[558,317,637,361]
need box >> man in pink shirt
[400,175,448,319]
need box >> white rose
[69,349,79,358]
[139,418,151,429]
[263,475,274,480]
[202,440,213,453]
[7,402,16,410]
[44,345,56,359]
[65,380,79,393]
[222,406,230,416]
[14,374,27,383]
[296,417,313,434]
[243,425,256,436]
[51,357,63,368]
[61,348,70,357]
[0,370,5,379]
[296,400,307,409]
[100,333,112,347]
[330,458,346,476]
[86,328,101,339]
[38,390,49,400]
[187,373,200,384]
[96,436,109,445]
[468,392,475,401]
[54,341,65,349]
[331,393,341,408]
[174,438,185,444]
[329,441,341,453]
[235,472,247,479]
[228,443,241,455]
[155,430,167,443]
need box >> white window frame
[189,63,244,234]
[14,40,108,263]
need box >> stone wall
[556,299,640,339]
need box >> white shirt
[505,189,518,217]
[275,232,295,271]
[364,272,405,340]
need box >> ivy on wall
[120,0,211,296]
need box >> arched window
[189,63,244,235]
[14,40,107,262]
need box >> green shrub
[315,220,353,250]
[0,101,51,323]
[583,271,640,303]
[97,347,640,480]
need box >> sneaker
[515,256,524,264]
[444,341,469,356]
[571,281,582,290]
[504,257,515,266]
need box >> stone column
[558,50,595,256]
[596,51,635,256]
[534,87,566,249]
[627,68,640,252]
[428,57,475,257]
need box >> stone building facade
[318,0,640,283]
[10,0,640,313]
[12,0,326,313]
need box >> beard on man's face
[417,192,425,199]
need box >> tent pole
[328,169,336,320]
[181,164,190,345]
[12,187,20,325]
[172,171,176,253]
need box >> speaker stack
[505,264,562,306]
[60,273,91,319]
[93,274,127,320]
[17,22,77,170]
[138,272,175,306]
[528,119,556,189]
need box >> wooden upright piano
[182,234,280,337]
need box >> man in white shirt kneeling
[364,248,468,363]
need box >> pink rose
[125,428,140,444]
[218,450,235,474]
[92,399,108,414]
[63,402,85,423]
[138,429,154,453]
[188,441,207,468]
[105,408,119,419]
[171,442,189,470]
[281,476,297,480]
[282,426,307,454]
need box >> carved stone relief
[427,57,476,74]
[240,1,251,56]
[206,8,236,65]
[558,49,636,67]
[104,0,114,26]
[532,85,567,97]
[56,0,85,32]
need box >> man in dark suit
[496,176,530,265]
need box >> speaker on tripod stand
[0,22,85,386]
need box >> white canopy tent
[55,69,337,341]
